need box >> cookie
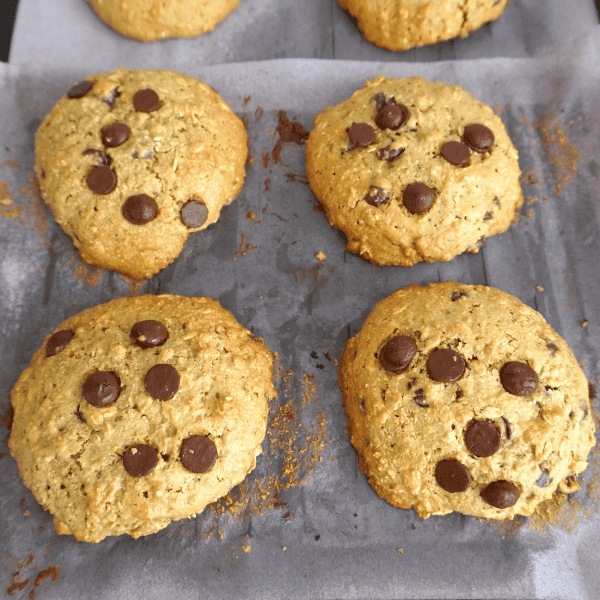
[87,0,241,42]
[306,76,522,266]
[339,282,596,520]
[9,294,276,542]
[338,0,509,51]
[35,68,247,279]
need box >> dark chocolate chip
[500,362,538,396]
[547,342,559,356]
[464,420,501,457]
[403,182,435,214]
[455,388,464,400]
[379,335,417,373]
[536,468,552,488]
[502,416,512,440]
[483,211,492,221]
[435,459,470,493]
[180,200,208,228]
[180,435,218,473]
[480,480,520,509]
[46,329,75,357]
[377,145,405,162]
[82,148,112,166]
[87,165,117,195]
[130,320,169,349]
[413,389,429,408]
[372,93,387,112]
[122,194,158,225]
[426,349,466,382]
[133,88,160,113]
[82,371,120,407]
[144,364,180,400]
[451,291,468,302]
[375,103,409,130]
[103,88,120,107]
[123,444,158,477]
[67,80,93,99]
[441,141,471,166]
[364,186,390,207]
[101,123,130,148]
[347,122,376,148]
[463,124,495,153]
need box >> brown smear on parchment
[270,111,309,167]
[232,232,260,262]
[28,566,61,600]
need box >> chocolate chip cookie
[35,68,247,279]
[338,0,509,51]
[9,294,276,542]
[87,0,241,42]
[339,282,596,520]
[306,76,522,266]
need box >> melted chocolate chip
[464,420,501,457]
[375,103,409,130]
[130,320,169,349]
[435,459,470,493]
[483,211,492,221]
[103,88,120,107]
[122,194,158,225]
[413,389,429,408]
[67,80,93,99]
[500,362,538,396]
[377,145,405,162]
[82,371,120,407]
[451,291,468,302]
[347,123,376,148]
[502,416,512,440]
[74,405,87,423]
[547,342,559,356]
[463,124,495,153]
[536,468,552,488]
[372,93,387,112]
[403,182,435,214]
[133,89,160,113]
[379,335,417,373]
[46,329,75,357]
[364,186,389,207]
[180,200,208,228]
[180,435,218,473]
[480,480,520,509]
[123,444,158,477]
[441,141,471,166]
[426,349,466,382]
[101,123,130,148]
[144,364,180,400]
[87,165,116,195]
[82,148,112,166]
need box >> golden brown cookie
[340,282,596,520]
[9,294,276,542]
[87,0,241,42]
[306,76,522,266]
[338,0,509,51]
[35,68,247,279]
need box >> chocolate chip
[133,88,160,113]
[413,389,429,408]
[483,211,492,221]
[180,435,218,473]
[144,364,180,400]
[74,405,86,423]
[180,200,208,228]
[372,93,387,112]
[103,87,120,107]
[500,362,538,396]
[46,329,74,357]
[67,80,93,99]
[82,371,120,407]
[364,186,389,207]
[123,444,158,477]
[426,349,465,382]
[122,194,158,225]
[464,420,501,457]
[441,141,471,166]
[101,123,130,148]
[502,416,512,440]
[377,145,405,162]
[375,103,409,130]
[87,165,116,195]
[82,148,112,166]
[451,291,468,302]
[347,123,376,148]
[379,335,417,373]
[536,468,552,488]
[547,342,559,356]
[435,459,470,493]
[480,480,520,509]
[463,124,495,153]
[130,320,169,349]
[403,182,435,214]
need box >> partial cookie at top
[339,282,596,520]
[306,76,522,266]
[338,0,509,52]
[35,68,247,279]
[9,294,276,542]
[87,0,241,42]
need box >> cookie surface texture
[9,295,275,542]
[338,0,509,51]
[87,0,241,42]
[339,282,596,520]
[35,68,247,279]
[306,76,522,266]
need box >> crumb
[537,286,544,292]
[316,251,326,261]
[582,320,588,328]
[242,545,251,554]
[282,547,286,552]
[23,510,30,517]
[398,548,403,553]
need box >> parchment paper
[1,16,600,600]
